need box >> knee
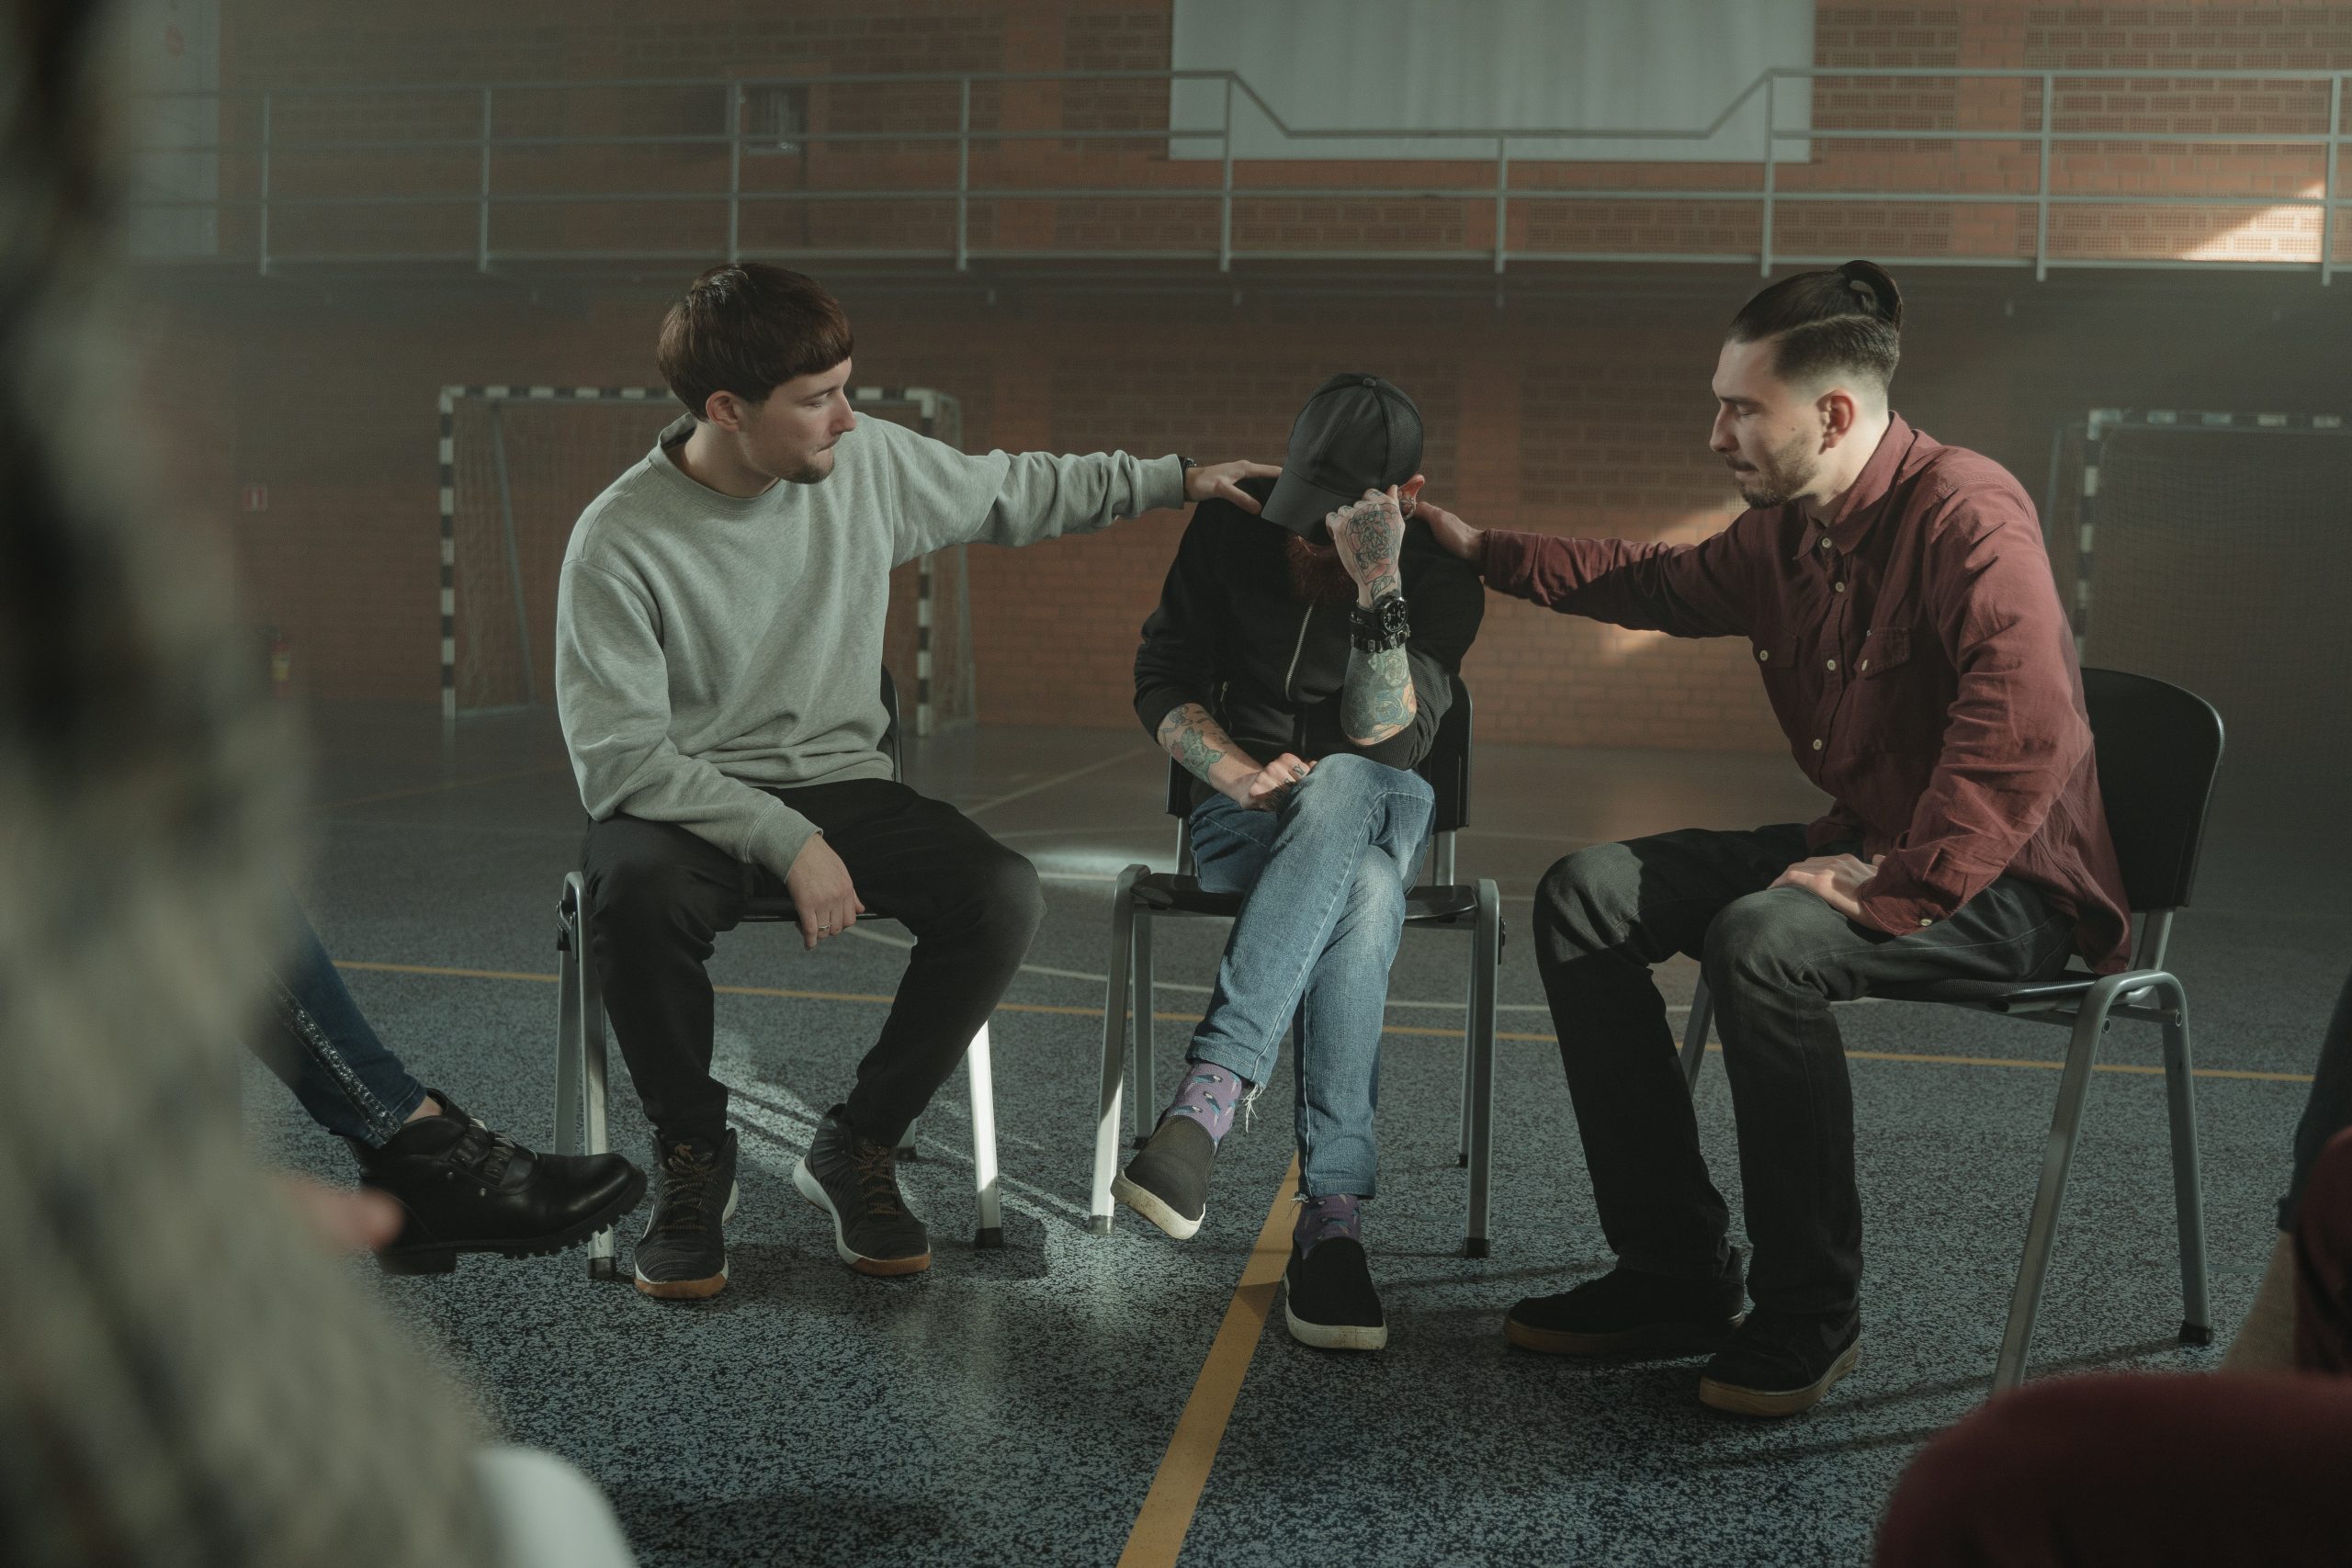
[582,834,702,932]
[969,849,1046,944]
[1699,891,1809,992]
[1533,843,1636,959]
[1874,1382,2126,1567]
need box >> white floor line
[959,749,1154,817]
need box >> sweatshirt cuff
[1148,456,1190,513]
[744,797,820,883]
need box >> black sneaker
[1505,1253,1747,1356]
[355,1091,646,1277]
[1283,1238,1387,1351]
[1113,1115,1216,1240]
[632,1130,740,1300]
[1698,1306,1861,1417]
[793,1107,931,1276]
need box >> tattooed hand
[1324,486,1407,602]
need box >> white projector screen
[1170,0,1814,163]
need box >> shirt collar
[1787,413,1915,558]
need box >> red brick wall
[148,1,2352,750]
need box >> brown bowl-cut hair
[658,262,855,419]
[1727,259,1903,394]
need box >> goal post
[437,383,977,741]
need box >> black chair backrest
[2081,667,2223,912]
[879,666,903,782]
[1162,672,1475,834]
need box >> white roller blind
[1170,0,1813,163]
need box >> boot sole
[1111,1172,1204,1240]
[1283,1301,1388,1352]
[793,1159,932,1276]
[1698,1337,1862,1417]
[632,1181,740,1301]
[377,1166,650,1277]
[1505,1312,1745,1358]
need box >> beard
[776,444,837,486]
[1285,536,1361,604]
[1727,429,1820,509]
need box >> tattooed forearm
[1341,646,1419,746]
[1159,702,1250,785]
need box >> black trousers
[1532,824,2078,1317]
[581,779,1045,1149]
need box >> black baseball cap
[1261,372,1424,542]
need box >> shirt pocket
[1850,625,1944,751]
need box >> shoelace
[849,1141,906,1219]
[654,1145,718,1235]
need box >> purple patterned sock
[1295,1193,1363,1257]
[1164,1062,1247,1145]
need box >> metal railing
[126,65,2352,284]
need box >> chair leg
[897,1115,921,1161]
[578,890,620,1283]
[967,1021,1003,1248]
[2156,979,2213,1346]
[1456,939,1476,1169]
[1091,867,1142,1236]
[1132,914,1156,1145]
[1680,978,1713,1095]
[1992,983,2118,1392]
[1464,880,1501,1259]
[553,879,583,1158]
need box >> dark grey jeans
[1532,823,2078,1317]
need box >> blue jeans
[254,902,429,1146]
[1185,753,1434,1200]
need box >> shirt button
[1758,649,1770,661]
[1818,536,1833,550]
[1859,658,1870,671]
[1834,581,1847,592]
[1812,739,1824,750]
[1919,917,1934,927]
[1826,659,1838,671]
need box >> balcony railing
[126,66,2352,284]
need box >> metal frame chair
[1090,673,1505,1257]
[551,669,1003,1280]
[1679,667,2223,1393]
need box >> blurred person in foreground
[0,6,629,1563]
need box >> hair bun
[1837,260,1903,328]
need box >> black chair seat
[1131,872,1480,924]
[1871,969,2101,1010]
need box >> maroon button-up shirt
[1479,415,2132,973]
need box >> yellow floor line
[1116,1154,1301,1568]
[329,962,2316,1085]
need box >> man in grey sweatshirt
[555,263,1275,1299]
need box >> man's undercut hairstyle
[1727,259,1903,396]
[659,262,854,419]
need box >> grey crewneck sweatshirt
[557,412,1184,877]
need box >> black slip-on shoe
[1505,1253,1746,1356]
[1113,1115,1216,1240]
[1283,1238,1387,1352]
[794,1107,932,1276]
[631,1131,740,1301]
[1698,1307,1862,1417]
[356,1091,646,1276]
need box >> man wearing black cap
[1121,374,1484,1351]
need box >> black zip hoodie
[1133,476,1485,784]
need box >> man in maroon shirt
[1419,260,2131,1417]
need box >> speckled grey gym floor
[246,703,2350,1568]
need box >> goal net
[441,385,977,736]
[2051,410,2352,827]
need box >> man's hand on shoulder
[784,832,865,950]
[1414,496,1484,566]
[1185,459,1283,514]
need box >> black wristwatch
[1349,589,1411,653]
